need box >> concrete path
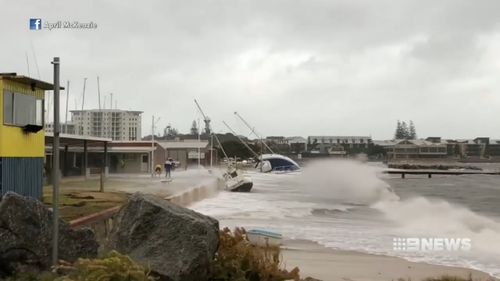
[105,168,221,205]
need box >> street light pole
[151,115,160,176]
[51,57,60,266]
[210,133,213,168]
[151,115,154,176]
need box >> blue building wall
[0,157,44,199]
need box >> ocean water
[191,160,500,277]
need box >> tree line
[394,120,417,140]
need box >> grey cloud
[1,0,500,139]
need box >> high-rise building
[70,109,142,140]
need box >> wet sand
[282,240,496,281]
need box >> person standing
[155,164,162,177]
[164,159,172,178]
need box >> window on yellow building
[3,90,44,127]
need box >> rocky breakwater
[0,192,98,277]
[108,192,219,281]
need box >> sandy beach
[281,240,497,281]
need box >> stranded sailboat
[194,100,253,192]
[232,112,301,173]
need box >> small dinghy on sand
[246,229,283,247]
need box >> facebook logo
[30,18,42,30]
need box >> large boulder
[108,192,219,281]
[0,192,98,276]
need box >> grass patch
[42,178,131,221]
[42,189,128,221]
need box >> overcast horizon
[2,0,500,140]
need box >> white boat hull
[246,229,282,247]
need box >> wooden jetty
[384,170,500,179]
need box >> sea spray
[294,159,399,204]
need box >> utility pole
[197,118,201,169]
[51,57,61,266]
[151,115,160,176]
[64,81,69,134]
[210,133,213,168]
[151,116,154,176]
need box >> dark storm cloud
[1,0,499,139]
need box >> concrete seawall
[165,178,221,207]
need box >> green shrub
[210,227,300,281]
[55,251,154,281]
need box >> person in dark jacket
[164,159,172,178]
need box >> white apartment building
[70,109,142,141]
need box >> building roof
[285,136,307,143]
[45,132,111,142]
[309,136,372,144]
[70,109,143,114]
[395,139,446,146]
[45,133,111,147]
[309,136,372,139]
[372,140,397,146]
[455,139,476,144]
[158,141,209,149]
[0,73,62,90]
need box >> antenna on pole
[25,52,31,76]
[194,99,228,163]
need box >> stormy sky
[2,0,500,139]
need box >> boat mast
[222,121,259,158]
[234,111,275,154]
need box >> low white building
[309,136,372,145]
[158,140,211,168]
[386,139,447,160]
[306,136,372,155]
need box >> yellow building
[0,73,55,199]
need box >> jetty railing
[384,170,500,179]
